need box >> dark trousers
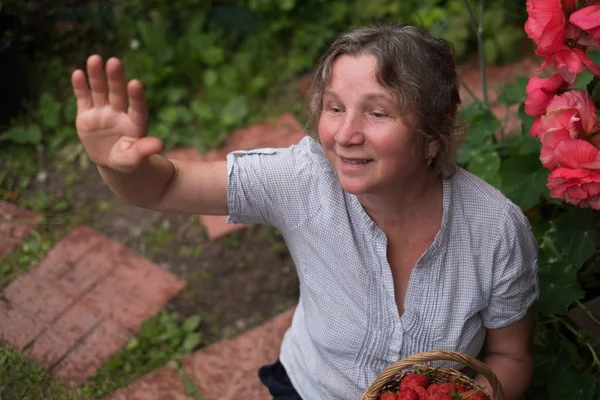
[258,359,303,400]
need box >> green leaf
[547,369,596,400]
[548,208,600,268]
[457,104,500,164]
[181,333,202,353]
[220,96,248,127]
[497,77,528,105]
[467,151,502,188]
[182,315,201,333]
[39,93,62,129]
[484,38,499,65]
[574,70,594,90]
[2,125,43,144]
[536,258,583,315]
[499,153,548,210]
[519,102,537,136]
[191,101,214,121]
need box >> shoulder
[449,167,523,223]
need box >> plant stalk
[462,0,489,107]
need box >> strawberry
[428,394,453,400]
[414,386,429,400]
[461,389,490,400]
[400,373,429,390]
[379,392,397,400]
[428,383,466,396]
[397,388,420,400]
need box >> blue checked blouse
[226,136,539,399]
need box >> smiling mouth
[341,157,372,164]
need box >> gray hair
[307,23,462,177]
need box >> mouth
[341,158,372,164]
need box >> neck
[357,171,443,232]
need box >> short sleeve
[226,136,326,231]
[481,204,540,329]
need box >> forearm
[474,353,533,400]
[98,154,176,210]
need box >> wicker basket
[361,350,503,400]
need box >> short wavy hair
[307,23,462,177]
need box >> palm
[71,56,162,171]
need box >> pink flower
[546,90,598,136]
[570,4,600,44]
[538,45,600,82]
[525,0,567,53]
[524,73,569,116]
[540,129,572,168]
[554,138,600,169]
[547,167,600,209]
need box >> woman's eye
[331,107,342,114]
[372,112,386,118]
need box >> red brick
[0,300,46,350]
[52,318,129,386]
[36,226,103,282]
[3,272,75,323]
[183,308,294,400]
[0,201,42,259]
[101,367,194,400]
[55,239,126,299]
[81,274,150,331]
[26,302,103,369]
[111,251,185,307]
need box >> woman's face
[318,54,430,196]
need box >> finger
[71,69,93,112]
[127,80,148,132]
[106,58,128,113]
[87,55,108,107]
[114,136,163,169]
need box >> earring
[427,153,433,166]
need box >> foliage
[456,6,600,397]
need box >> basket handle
[361,350,503,400]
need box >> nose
[335,112,364,146]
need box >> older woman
[72,24,538,400]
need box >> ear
[427,140,441,158]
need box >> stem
[462,0,489,107]
[576,300,600,327]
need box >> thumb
[114,136,164,169]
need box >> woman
[71,24,538,400]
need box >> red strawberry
[428,394,453,400]
[414,386,429,400]
[397,388,420,400]
[428,383,466,396]
[379,392,397,400]
[400,373,429,390]
[462,389,490,400]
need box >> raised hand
[71,55,164,172]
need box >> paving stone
[0,201,42,259]
[168,113,306,240]
[80,248,184,331]
[0,300,47,350]
[54,239,127,299]
[52,318,129,386]
[183,308,294,400]
[36,226,103,282]
[3,271,75,324]
[26,301,103,369]
[101,367,194,400]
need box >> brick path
[0,221,185,386]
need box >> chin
[339,178,370,196]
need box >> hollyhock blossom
[570,4,600,44]
[547,167,600,209]
[554,138,600,169]
[525,0,567,53]
[532,91,598,167]
[538,45,600,82]
[524,73,569,116]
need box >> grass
[0,310,206,400]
